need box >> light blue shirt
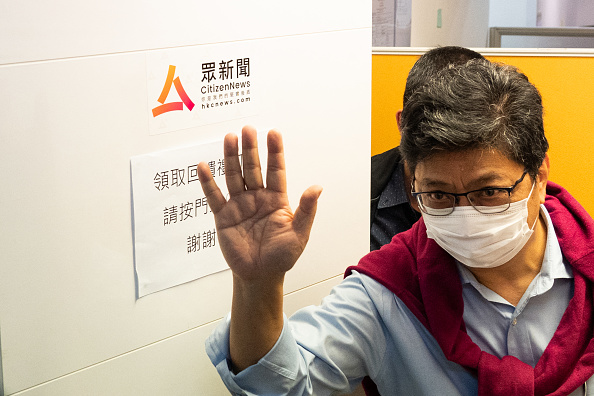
[459,207,574,368]
[206,206,592,395]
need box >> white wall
[489,0,538,27]
[538,0,594,27]
[0,1,371,394]
[410,0,490,47]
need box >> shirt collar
[377,161,409,209]
[530,204,573,294]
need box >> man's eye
[428,192,447,200]
[480,189,496,197]
[472,189,507,200]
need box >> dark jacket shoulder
[371,146,403,225]
[371,146,402,200]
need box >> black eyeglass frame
[411,170,530,216]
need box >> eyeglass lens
[418,189,512,215]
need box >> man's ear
[403,161,420,213]
[537,153,550,204]
[396,110,402,131]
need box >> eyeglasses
[412,170,529,216]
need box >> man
[371,46,485,251]
[201,60,594,395]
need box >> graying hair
[400,59,548,179]
[403,46,485,106]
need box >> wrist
[232,273,285,310]
[229,273,285,371]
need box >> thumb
[292,185,323,241]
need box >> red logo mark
[152,65,195,117]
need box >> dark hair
[400,59,549,179]
[403,46,485,106]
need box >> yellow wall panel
[372,53,594,215]
[371,55,417,155]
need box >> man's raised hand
[197,126,323,284]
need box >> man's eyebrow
[418,179,452,190]
[418,173,513,191]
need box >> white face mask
[422,182,538,268]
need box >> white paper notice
[131,139,229,297]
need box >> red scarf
[348,182,594,395]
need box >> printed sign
[131,139,229,297]
[131,134,267,297]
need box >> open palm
[197,126,322,282]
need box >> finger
[292,185,323,242]
[197,162,227,214]
[223,133,246,196]
[265,129,287,193]
[241,126,264,190]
